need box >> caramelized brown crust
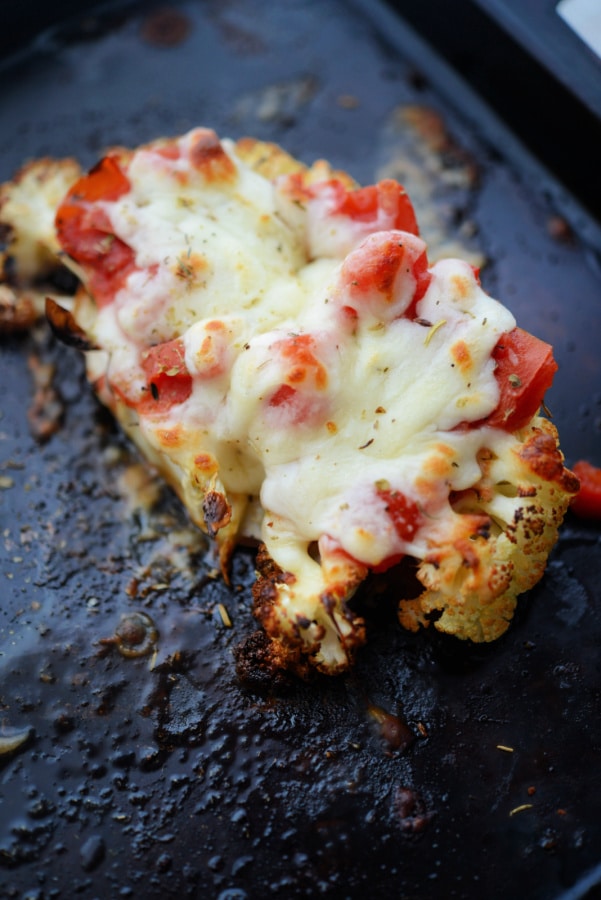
[0,285,37,334]
[252,543,367,675]
[234,136,357,188]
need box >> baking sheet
[1,1,600,897]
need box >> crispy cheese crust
[0,128,579,675]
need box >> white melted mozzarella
[89,130,516,573]
[101,136,314,347]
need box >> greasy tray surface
[1,1,600,898]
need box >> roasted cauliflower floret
[252,535,369,674]
[0,157,83,332]
[400,417,579,641]
[0,157,81,284]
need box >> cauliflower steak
[0,128,578,674]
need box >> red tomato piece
[486,328,558,432]
[377,487,422,542]
[318,534,369,582]
[331,179,419,236]
[339,231,430,321]
[264,334,330,427]
[66,155,131,204]
[267,384,328,426]
[370,487,422,573]
[139,338,193,414]
[281,175,419,235]
[274,333,328,391]
[340,305,359,332]
[570,460,601,519]
[407,253,432,313]
[55,156,136,307]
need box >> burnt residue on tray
[0,1,600,898]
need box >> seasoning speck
[337,94,359,109]
[424,319,447,346]
[218,603,232,627]
[509,803,533,817]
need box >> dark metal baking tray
[1,2,600,898]
[474,0,601,119]
[382,0,601,226]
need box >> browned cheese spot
[450,272,473,300]
[156,425,184,447]
[519,426,580,492]
[194,453,218,475]
[450,339,473,374]
[190,131,237,183]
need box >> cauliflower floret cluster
[401,417,579,642]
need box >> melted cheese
[83,128,516,605]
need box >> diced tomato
[55,155,136,307]
[485,328,558,432]
[340,305,359,333]
[66,155,131,204]
[264,334,330,427]
[377,486,422,542]
[332,179,419,235]
[369,486,422,573]
[139,338,193,414]
[570,460,601,519]
[310,177,419,234]
[339,231,430,321]
[406,253,432,315]
[274,333,328,391]
[318,534,369,583]
[281,174,419,236]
